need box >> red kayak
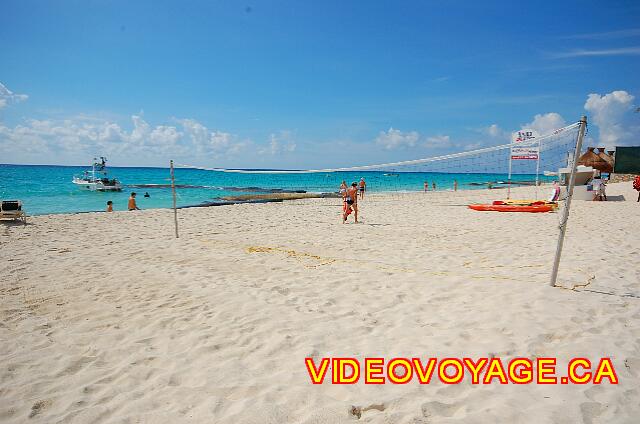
[468,204,555,213]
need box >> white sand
[1,183,639,423]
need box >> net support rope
[176,122,580,174]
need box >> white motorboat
[72,157,123,191]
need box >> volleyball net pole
[534,137,542,199]
[507,152,513,199]
[550,115,587,287]
[170,160,179,239]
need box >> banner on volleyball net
[177,122,582,197]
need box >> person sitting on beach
[128,193,140,211]
[592,178,604,201]
[106,200,113,212]
[597,178,607,201]
[343,182,358,223]
[359,178,366,200]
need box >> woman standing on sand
[339,181,347,199]
[340,181,348,215]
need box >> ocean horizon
[1,163,551,215]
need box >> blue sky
[1,0,639,168]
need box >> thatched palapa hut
[578,147,613,173]
[597,147,615,171]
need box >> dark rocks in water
[466,180,537,187]
[177,192,339,209]
[219,192,339,202]
[222,186,307,194]
[125,184,307,194]
[177,199,285,209]
[127,183,214,189]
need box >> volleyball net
[176,121,582,199]
[171,117,591,288]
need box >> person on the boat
[106,201,113,212]
[128,193,140,211]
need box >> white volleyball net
[169,120,588,288]
[175,121,582,203]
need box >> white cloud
[522,112,566,135]
[482,123,509,139]
[584,90,636,147]
[487,124,502,137]
[552,47,640,58]
[258,130,297,156]
[0,114,247,164]
[130,114,151,144]
[375,128,419,150]
[424,134,451,146]
[374,128,453,150]
[0,82,28,109]
[562,28,640,40]
[149,125,182,146]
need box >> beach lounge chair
[0,200,27,224]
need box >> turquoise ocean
[0,164,549,215]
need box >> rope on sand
[242,243,545,282]
[246,246,336,269]
[553,275,640,299]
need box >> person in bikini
[358,178,366,200]
[343,182,359,223]
[339,180,348,214]
[339,181,347,199]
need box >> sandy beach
[1,183,639,423]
